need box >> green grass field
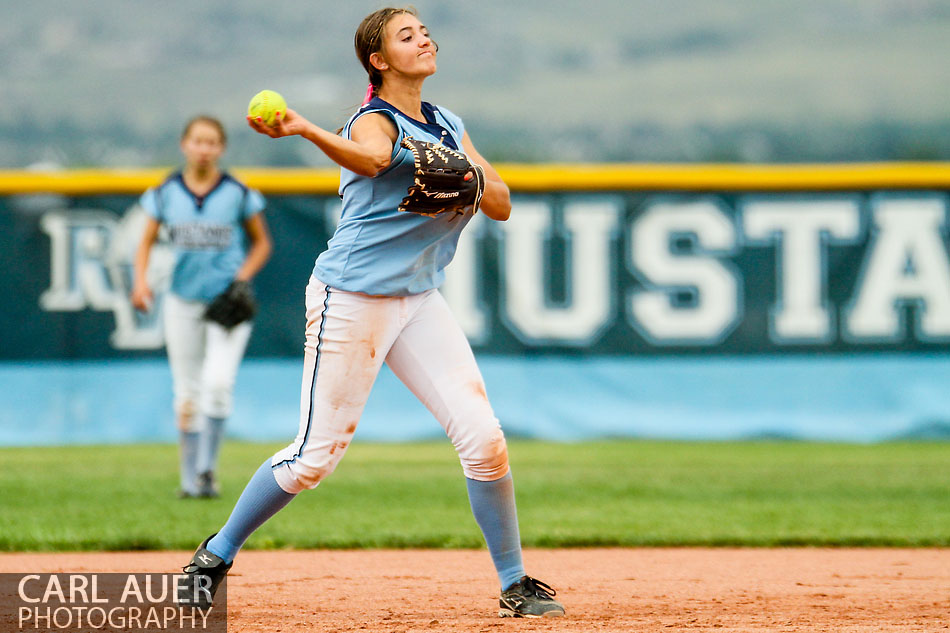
[0,441,947,551]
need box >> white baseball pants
[271,276,509,494]
[163,292,252,429]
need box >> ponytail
[361,83,376,106]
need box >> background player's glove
[204,280,257,329]
[398,136,486,218]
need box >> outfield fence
[3,163,950,444]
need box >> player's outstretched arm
[247,109,395,178]
[462,132,511,222]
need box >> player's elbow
[372,155,392,176]
[345,150,391,178]
[481,185,511,221]
[493,200,512,222]
[257,235,273,262]
[363,153,392,178]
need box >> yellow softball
[247,90,287,126]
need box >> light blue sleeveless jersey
[312,97,475,296]
[140,172,266,301]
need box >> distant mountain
[3,0,950,167]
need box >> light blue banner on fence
[1,354,948,446]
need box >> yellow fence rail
[2,162,950,195]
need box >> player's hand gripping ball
[247,90,287,126]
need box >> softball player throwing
[132,116,273,499]
[180,8,564,618]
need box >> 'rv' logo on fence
[39,207,173,350]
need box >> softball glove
[204,281,257,329]
[398,136,485,217]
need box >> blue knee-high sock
[466,472,526,591]
[206,460,296,563]
[197,416,226,475]
[179,430,200,495]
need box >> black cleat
[197,472,220,498]
[499,576,565,618]
[178,534,231,608]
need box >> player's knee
[284,444,348,490]
[203,386,233,419]
[289,462,331,490]
[176,400,198,432]
[459,427,509,481]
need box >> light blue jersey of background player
[140,173,266,301]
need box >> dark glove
[398,136,486,218]
[204,281,257,329]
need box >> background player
[180,7,565,618]
[131,115,272,498]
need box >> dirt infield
[1,548,947,632]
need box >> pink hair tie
[361,83,374,106]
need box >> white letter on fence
[500,200,618,344]
[743,198,861,342]
[846,196,950,341]
[629,200,739,344]
[40,211,119,312]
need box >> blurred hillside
[3,0,950,167]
